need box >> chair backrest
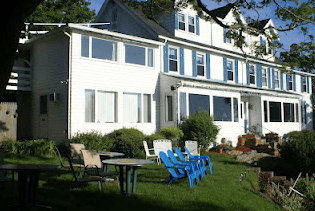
[175,148,186,161]
[159,151,173,168]
[184,146,193,157]
[143,141,151,156]
[167,150,179,164]
[185,141,199,155]
[153,139,172,157]
[70,143,85,159]
[81,150,102,168]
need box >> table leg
[119,166,124,194]
[132,166,138,194]
[126,166,131,196]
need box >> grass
[0,153,284,211]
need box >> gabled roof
[95,0,173,39]
[209,3,235,19]
[249,19,272,30]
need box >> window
[288,74,293,90]
[295,103,299,122]
[196,53,205,76]
[180,92,187,120]
[40,95,48,115]
[264,101,268,122]
[227,60,234,81]
[249,65,255,84]
[224,29,232,44]
[143,94,151,123]
[262,68,267,87]
[123,93,141,123]
[92,38,117,61]
[302,76,307,92]
[274,71,280,88]
[284,103,295,122]
[166,96,173,121]
[169,47,178,72]
[213,96,231,121]
[85,90,95,122]
[269,101,281,122]
[178,13,185,31]
[148,48,154,67]
[98,91,116,123]
[233,98,239,122]
[189,94,210,115]
[125,44,146,66]
[81,35,89,57]
[188,16,195,33]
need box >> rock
[236,150,271,164]
[226,150,243,156]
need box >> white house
[23,0,314,145]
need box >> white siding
[30,33,69,141]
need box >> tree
[0,0,95,101]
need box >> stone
[236,150,271,164]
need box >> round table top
[0,164,61,171]
[98,151,125,158]
[102,158,154,167]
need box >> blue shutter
[175,12,178,30]
[257,65,262,87]
[268,68,271,88]
[272,68,275,89]
[196,15,200,35]
[293,73,296,91]
[192,50,197,77]
[206,53,210,79]
[223,57,227,82]
[180,47,184,75]
[280,71,284,90]
[246,63,250,85]
[301,75,304,92]
[163,44,169,73]
[286,74,290,91]
[235,59,239,84]
[223,28,227,43]
[307,76,310,93]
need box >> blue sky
[88,0,312,53]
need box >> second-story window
[196,53,205,76]
[249,65,255,85]
[188,16,195,33]
[92,38,117,61]
[125,44,154,67]
[227,59,234,81]
[302,76,307,92]
[274,70,280,88]
[287,74,293,90]
[169,47,178,72]
[178,13,185,31]
[262,68,267,87]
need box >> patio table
[102,158,154,196]
[0,164,60,209]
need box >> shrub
[159,126,184,141]
[70,131,113,151]
[110,128,145,158]
[280,130,315,174]
[296,174,315,210]
[0,139,56,157]
[180,111,219,150]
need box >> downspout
[63,28,72,140]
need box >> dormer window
[176,13,199,35]
[178,13,185,31]
[188,16,195,33]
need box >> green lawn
[0,153,284,211]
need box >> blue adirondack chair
[159,151,198,188]
[174,148,208,177]
[167,150,202,182]
[184,146,213,174]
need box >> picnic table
[102,158,154,196]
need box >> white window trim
[168,46,179,73]
[227,59,234,82]
[177,13,197,34]
[188,15,196,34]
[262,67,268,87]
[196,52,206,78]
[274,70,280,89]
[288,74,293,91]
[249,64,256,85]
[123,43,154,68]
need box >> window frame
[302,77,307,92]
[178,13,186,31]
[227,59,234,81]
[97,90,117,123]
[262,67,268,87]
[274,70,280,89]
[124,43,154,67]
[288,74,293,91]
[249,64,256,85]
[188,15,196,33]
[196,53,205,77]
[168,46,179,72]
